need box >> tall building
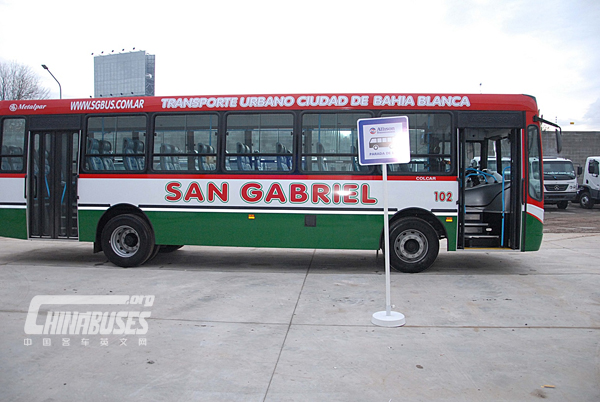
[94,50,155,97]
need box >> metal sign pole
[355,115,409,327]
[371,165,406,327]
[382,164,392,315]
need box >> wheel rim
[394,229,428,263]
[110,225,140,257]
[581,194,590,207]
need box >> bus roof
[0,93,539,116]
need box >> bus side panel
[0,208,27,239]
[78,210,104,243]
[146,211,382,250]
[0,176,27,239]
[437,215,458,251]
[522,208,543,251]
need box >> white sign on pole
[357,116,410,165]
[357,116,410,327]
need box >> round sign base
[371,311,406,327]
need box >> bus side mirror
[555,129,562,154]
[577,166,583,176]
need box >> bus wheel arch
[380,208,446,273]
[95,204,156,267]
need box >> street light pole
[41,64,62,99]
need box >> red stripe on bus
[78,173,457,181]
[0,93,539,115]
[387,176,457,181]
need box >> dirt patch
[543,202,600,233]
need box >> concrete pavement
[0,234,599,401]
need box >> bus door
[457,112,523,250]
[28,130,79,239]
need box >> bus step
[464,234,500,248]
[465,222,488,227]
[465,212,482,221]
[465,226,489,234]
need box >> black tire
[388,218,439,273]
[101,214,155,267]
[580,192,595,209]
[557,201,568,209]
[145,245,161,263]
[159,245,184,253]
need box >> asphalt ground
[0,208,599,401]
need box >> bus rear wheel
[101,214,155,267]
[389,218,439,273]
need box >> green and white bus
[0,93,558,272]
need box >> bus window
[301,112,371,172]
[85,116,147,172]
[0,118,26,172]
[225,113,293,172]
[380,113,452,174]
[153,114,218,172]
[528,125,542,201]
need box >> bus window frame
[223,111,296,174]
[300,110,374,174]
[377,111,455,176]
[83,114,150,173]
[151,112,220,173]
[527,124,543,202]
[0,117,27,173]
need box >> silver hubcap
[394,229,428,263]
[110,225,139,257]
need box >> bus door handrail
[501,166,511,247]
[465,168,497,184]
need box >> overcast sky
[1,0,599,130]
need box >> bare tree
[0,61,50,100]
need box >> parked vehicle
[577,156,600,208]
[543,157,578,209]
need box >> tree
[0,61,50,100]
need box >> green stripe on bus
[145,211,383,250]
[78,210,104,242]
[0,208,27,239]
[438,216,458,251]
[78,209,384,250]
[522,212,543,251]
[79,209,462,251]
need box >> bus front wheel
[159,245,184,253]
[101,214,155,267]
[388,218,439,273]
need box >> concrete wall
[542,131,600,182]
